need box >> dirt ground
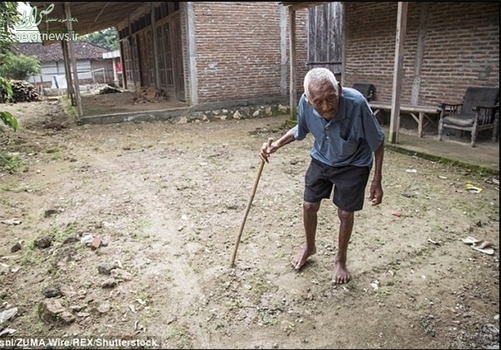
[0,98,499,349]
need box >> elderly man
[260,67,385,284]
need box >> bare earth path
[0,99,499,349]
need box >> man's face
[306,81,340,120]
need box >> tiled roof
[14,41,112,62]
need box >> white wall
[28,60,105,88]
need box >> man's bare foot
[333,260,351,284]
[291,246,316,270]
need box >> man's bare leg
[333,209,354,284]
[291,201,320,270]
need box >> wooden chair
[352,83,375,102]
[438,87,499,147]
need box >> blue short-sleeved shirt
[293,87,385,168]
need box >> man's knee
[303,201,320,213]
[337,209,354,221]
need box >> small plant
[61,96,77,118]
[130,219,152,240]
[0,111,19,131]
[0,152,21,173]
[20,246,37,266]
[0,78,18,132]
[57,222,79,243]
[45,148,63,161]
[376,286,391,296]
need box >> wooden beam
[64,2,83,119]
[288,7,297,121]
[388,2,408,144]
[186,2,198,105]
[150,2,160,88]
[411,3,429,105]
[60,40,73,101]
[340,3,346,86]
[280,6,288,97]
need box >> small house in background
[15,41,118,89]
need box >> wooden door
[163,21,175,98]
[170,13,185,101]
[307,2,343,75]
[155,24,167,90]
[138,31,150,87]
[131,35,141,89]
[121,39,133,90]
[145,29,155,86]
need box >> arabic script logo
[17,3,78,30]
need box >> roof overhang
[28,2,149,45]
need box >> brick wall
[191,2,308,105]
[344,2,499,105]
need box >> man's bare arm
[260,126,297,163]
[370,139,385,205]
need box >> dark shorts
[304,158,371,212]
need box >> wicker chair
[438,87,499,147]
[352,83,376,102]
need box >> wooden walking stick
[230,138,273,268]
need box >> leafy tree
[79,27,119,51]
[0,77,18,131]
[0,2,19,57]
[0,52,41,80]
[0,1,20,132]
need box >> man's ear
[304,93,312,105]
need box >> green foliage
[0,76,13,102]
[0,2,20,57]
[0,152,20,173]
[0,76,18,132]
[0,111,18,131]
[0,2,19,131]
[79,27,119,50]
[0,52,41,80]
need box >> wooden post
[119,40,126,89]
[64,2,83,118]
[186,2,198,105]
[151,2,161,88]
[288,6,297,122]
[388,2,408,144]
[61,40,74,102]
[411,3,429,105]
[280,6,288,98]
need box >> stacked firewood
[11,80,41,102]
[1,80,41,103]
[132,86,164,103]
